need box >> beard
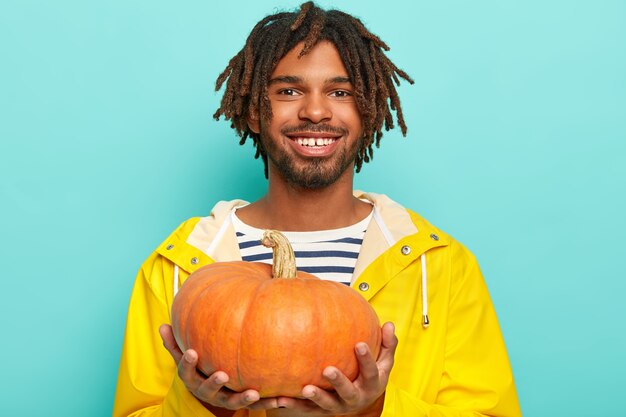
[260,123,362,189]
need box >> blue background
[1,1,625,416]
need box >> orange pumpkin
[171,230,381,398]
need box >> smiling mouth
[293,137,338,147]
[285,130,342,148]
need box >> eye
[278,88,299,96]
[330,90,352,98]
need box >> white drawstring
[420,253,429,328]
[173,264,180,297]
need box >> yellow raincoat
[113,192,521,416]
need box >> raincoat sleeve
[112,252,219,417]
[379,241,521,417]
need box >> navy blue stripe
[236,232,245,237]
[242,253,273,262]
[299,266,355,274]
[326,237,364,244]
[295,250,359,259]
[242,250,358,261]
[238,240,262,249]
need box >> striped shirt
[232,209,373,285]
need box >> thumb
[377,322,398,362]
[159,324,183,363]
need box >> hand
[159,324,279,412]
[274,322,398,416]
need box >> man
[113,2,522,416]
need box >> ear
[247,114,260,134]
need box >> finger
[325,366,361,406]
[302,380,346,411]
[377,322,398,363]
[173,350,264,410]
[218,389,262,410]
[381,322,398,350]
[246,397,282,411]
[354,342,380,386]
[193,373,265,410]
[192,369,229,400]
[159,324,183,363]
[177,349,207,392]
[375,322,398,382]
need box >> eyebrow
[268,75,353,85]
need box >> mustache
[281,123,348,136]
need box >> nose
[298,93,332,123]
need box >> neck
[237,166,371,231]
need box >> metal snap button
[190,257,199,265]
[166,244,174,250]
[430,233,440,241]
[401,245,411,255]
[358,282,370,291]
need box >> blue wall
[1,1,625,415]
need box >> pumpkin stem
[261,230,297,279]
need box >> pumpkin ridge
[234,275,269,390]
[312,281,325,388]
[173,265,224,351]
[186,272,241,375]
[179,264,269,383]
[319,281,349,385]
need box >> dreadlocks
[213,1,414,177]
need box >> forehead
[271,41,350,79]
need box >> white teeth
[295,138,336,147]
